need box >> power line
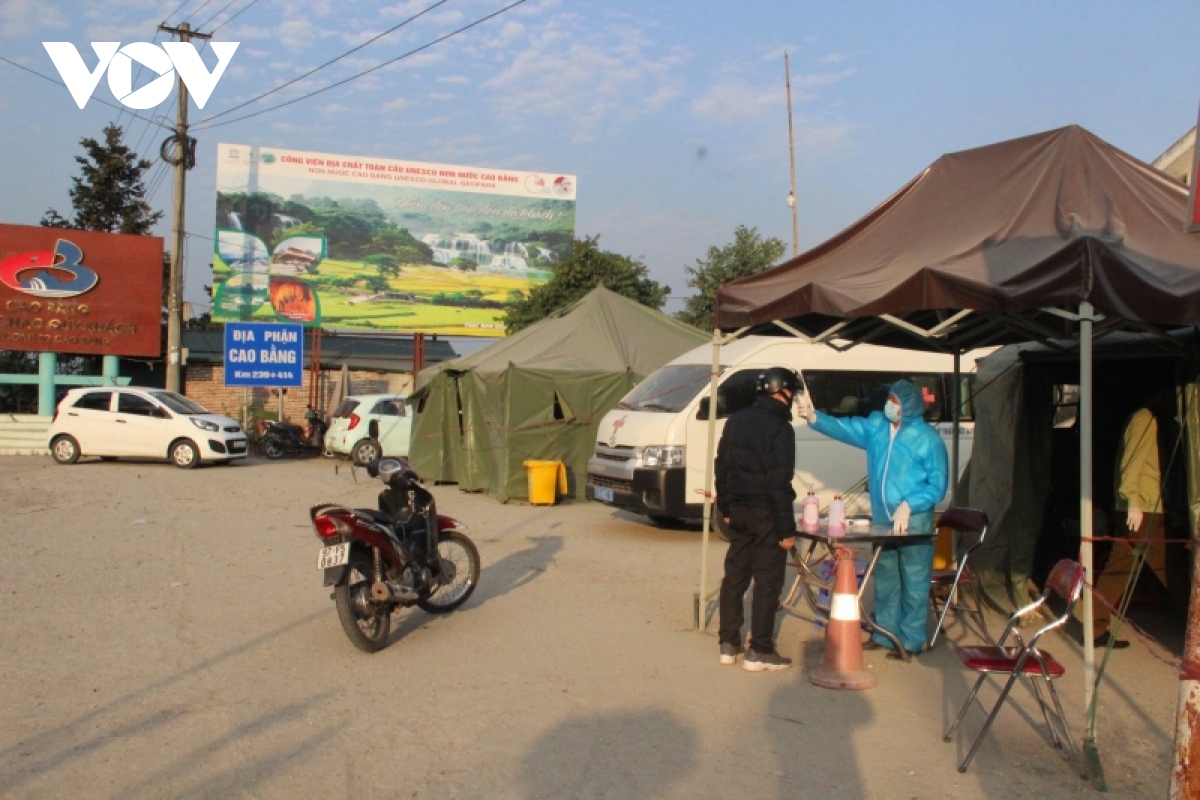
[209,0,261,33]
[0,56,175,131]
[197,0,250,31]
[198,0,450,126]
[180,0,218,25]
[192,0,528,132]
[162,0,196,27]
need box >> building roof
[182,329,457,373]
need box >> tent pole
[1080,301,1098,750]
[697,330,724,629]
[951,350,961,506]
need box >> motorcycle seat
[354,508,395,526]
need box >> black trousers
[718,505,788,654]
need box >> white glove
[795,392,817,424]
[1126,506,1143,532]
[893,501,911,534]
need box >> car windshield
[150,391,210,415]
[617,364,714,413]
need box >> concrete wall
[184,365,414,424]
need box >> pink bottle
[828,495,846,536]
[800,492,820,533]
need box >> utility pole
[158,21,210,392]
[785,52,799,259]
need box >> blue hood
[890,379,925,420]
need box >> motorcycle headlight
[190,418,219,432]
[640,445,684,467]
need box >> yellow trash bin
[524,460,567,505]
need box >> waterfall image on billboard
[211,144,577,335]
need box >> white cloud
[429,9,465,26]
[1,0,65,37]
[484,23,686,143]
[437,75,468,84]
[382,96,410,110]
[380,1,426,19]
[692,69,854,126]
[692,81,781,125]
[277,18,317,47]
[428,91,453,101]
[820,53,848,64]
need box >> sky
[2,0,1200,352]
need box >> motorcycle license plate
[595,487,614,502]
[317,543,350,569]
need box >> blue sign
[223,322,304,387]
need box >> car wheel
[170,439,200,469]
[50,435,80,465]
[352,438,381,466]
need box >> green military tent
[409,286,708,501]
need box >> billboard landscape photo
[212,144,577,335]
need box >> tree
[502,236,669,333]
[676,225,786,331]
[41,123,162,234]
[365,274,391,293]
[364,253,400,277]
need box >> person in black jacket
[715,367,799,672]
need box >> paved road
[0,456,1178,798]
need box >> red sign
[0,224,163,356]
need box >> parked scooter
[260,419,324,459]
[310,457,480,652]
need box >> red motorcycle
[310,457,480,652]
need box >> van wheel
[170,439,200,469]
[51,435,80,465]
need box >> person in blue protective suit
[798,379,948,658]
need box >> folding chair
[943,559,1086,775]
[928,507,990,648]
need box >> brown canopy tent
[707,125,1200,773]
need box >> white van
[586,336,991,526]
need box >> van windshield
[617,365,714,413]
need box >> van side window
[118,393,161,417]
[697,369,760,420]
[73,391,113,411]
[804,371,951,422]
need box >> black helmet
[755,367,800,396]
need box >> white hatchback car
[325,393,411,465]
[48,387,248,468]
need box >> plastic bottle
[828,495,846,536]
[800,491,820,533]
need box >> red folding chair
[928,507,990,648]
[943,559,1086,775]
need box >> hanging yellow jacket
[1116,408,1161,513]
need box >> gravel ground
[0,455,1182,798]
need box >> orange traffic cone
[810,547,876,690]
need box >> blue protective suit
[809,379,949,652]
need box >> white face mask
[884,400,902,422]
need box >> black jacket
[715,394,797,539]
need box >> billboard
[212,144,576,336]
[0,223,163,356]
[223,322,304,387]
